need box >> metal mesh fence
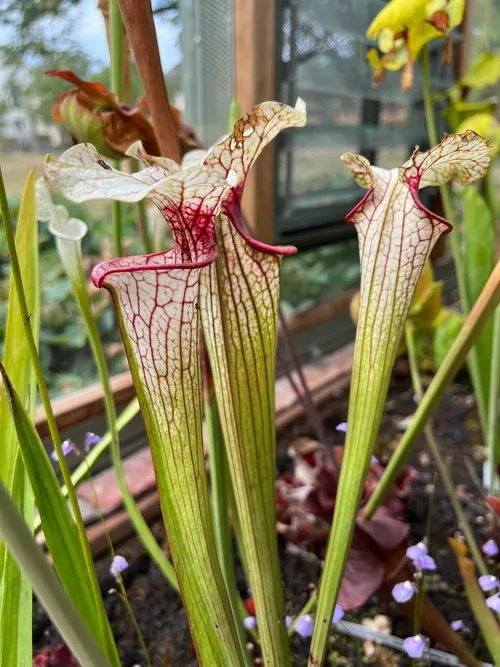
[274,0,454,247]
[180,0,233,145]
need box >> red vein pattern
[46,99,307,667]
[90,173,243,665]
[308,131,492,667]
[199,100,306,666]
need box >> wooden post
[234,0,277,244]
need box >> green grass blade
[365,258,500,518]
[0,477,111,667]
[33,397,141,535]
[0,171,40,667]
[0,363,103,645]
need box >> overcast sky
[75,0,181,71]
[0,0,181,75]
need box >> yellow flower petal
[367,0,428,38]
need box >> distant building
[0,65,65,151]
[1,104,64,152]
[1,108,35,150]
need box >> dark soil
[33,362,497,666]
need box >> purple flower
[406,541,428,561]
[243,616,256,630]
[371,455,379,464]
[392,580,416,603]
[295,614,314,637]
[486,592,500,612]
[110,555,128,578]
[413,394,420,404]
[84,431,102,451]
[335,422,348,433]
[451,620,469,632]
[478,575,499,592]
[403,634,427,659]
[285,615,292,629]
[50,439,76,461]
[332,604,344,624]
[413,555,436,572]
[482,539,499,557]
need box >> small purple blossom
[403,634,427,659]
[110,555,128,578]
[243,616,256,630]
[413,394,420,404]
[413,555,436,572]
[392,580,416,603]
[50,439,76,461]
[486,592,500,612]
[406,541,428,561]
[478,575,499,592]
[335,422,348,433]
[295,614,314,638]
[371,455,379,464]
[285,616,292,629]
[451,620,469,633]
[332,604,344,624]
[84,431,102,451]
[482,539,499,557]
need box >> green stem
[365,258,500,519]
[34,398,140,534]
[483,171,500,493]
[422,45,488,437]
[112,200,123,257]
[483,169,499,221]
[110,0,124,257]
[405,324,488,577]
[137,193,153,254]
[486,307,500,493]
[288,589,317,637]
[110,0,123,96]
[117,581,152,667]
[70,268,179,591]
[0,170,118,665]
[131,159,154,254]
[0,479,111,667]
[205,392,252,667]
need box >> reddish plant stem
[278,309,335,463]
[117,0,181,161]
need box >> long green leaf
[365,257,500,518]
[461,187,495,427]
[0,477,111,667]
[0,363,102,645]
[0,171,39,667]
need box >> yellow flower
[366,0,465,89]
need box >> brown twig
[278,309,338,474]
[117,0,181,161]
